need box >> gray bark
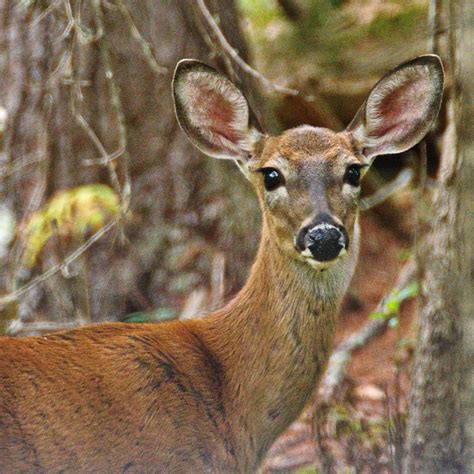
[459,2,474,471]
[403,1,466,472]
[0,1,264,328]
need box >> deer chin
[302,247,347,272]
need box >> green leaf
[368,281,419,322]
[369,311,386,320]
[20,184,119,267]
[123,308,176,323]
[398,281,419,300]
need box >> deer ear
[347,55,444,164]
[172,59,261,161]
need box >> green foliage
[239,0,282,27]
[20,184,119,267]
[367,5,426,40]
[397,247,413,261]
[123,307,177,323]
[369,281,419,327]
[237,0,429,84]
[294,466,319,474]
[327,403,389,452]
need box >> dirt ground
[263,212,416,473]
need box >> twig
[360,168,413,211]
[55,0,75,44]
[196,0,312,100]
[7,318,87,336]
[319,259,417,402]
[180,288,208,320]
[48,48,72,86]
[114,0,167,75]
[30,0,60,27]
[0,219,118,308]
[71,90,121,198]
[209,252,225,310]
[0,154,46,179]
[82,147,124,166]
[63,0,102,44]
[94,0,131,215]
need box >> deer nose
[296,214,349,262]
[306,224,346,262]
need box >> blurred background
[0,0,471,472]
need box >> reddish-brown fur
[0,55,443,472]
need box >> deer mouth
[295,220,349,268]
[300,245,347,271]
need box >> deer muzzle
[296,214,349,263]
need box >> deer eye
[260,168,285,191]
[344,164,363,187]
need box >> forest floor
[263,211,416,473]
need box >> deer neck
[203,217,359,464]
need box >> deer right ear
[347,55,444,164]
[172,60,262,162]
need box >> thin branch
[94,0,131,217]
[63,0,102,44]
[180,288,208,320]
[0,154,46,179]
[48,48,72,86]
[360,168,413,211]
[196,0,312,100]
[0,219,118,308]
[7,318,87,336]
[114,0,167,75]
[209,252,225,310]
[82,147,124,166]
[70,89,122,197]
[66,6,122,201]
[319,259,417,402]
[30,0,61,27]
[55,0,75,44]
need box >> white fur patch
[266,185,289,208]
[307,222,337,233]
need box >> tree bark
[459,2,474,470]
[0,0,264,328]
[403,1,465,472]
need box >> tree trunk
[459,1,474,470]
[0,0,264,329]
[403,1,465,472]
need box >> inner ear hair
[172,59,262,162]
[347,54,444,162]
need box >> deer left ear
[347,55,444,164]
[172,59,262,162]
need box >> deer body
[0,56,443,472]
[0,220,358,472]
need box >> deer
[0,55,443,472]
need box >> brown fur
[0,55,443,472]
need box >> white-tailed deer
[0,55,443,472]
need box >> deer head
[173,56,443,271]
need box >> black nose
[306,225,345,262]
